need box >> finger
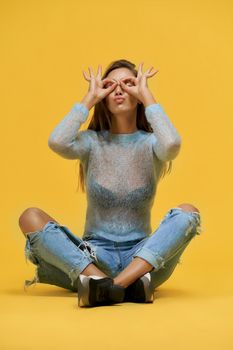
[120,77,137,87]
[119,80,129,91]
[102,78,116,89]
[137,61,144,77]
[109,82,117,89]
[82,70,91,81]
[102,78,114,83]
[147,69,159,77]
[97,64,102,79]
[88,66,95,78]
[119,81,135,96]
[105,82,117,93]
[102,80,117,87]
[147,67,158,73]
[146,66,154,74]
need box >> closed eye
[104,79,134,88]
[104,82,114,88]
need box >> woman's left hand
[119,62,159,103]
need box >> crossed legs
[18,203,200,288]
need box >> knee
[18,207,43,227]
[176,203,200,214]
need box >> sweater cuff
[145,103,164,117]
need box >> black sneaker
[124,272,155,303]
[77,274,125,307]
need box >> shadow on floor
[2,285,207,299]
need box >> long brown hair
[75,59,172,193]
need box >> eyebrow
[111,77,130,82]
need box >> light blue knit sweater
[48,103,182,242]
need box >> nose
[114,81,123,94]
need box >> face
[103,68,140,115]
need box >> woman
[19,59,202,308]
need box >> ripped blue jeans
[24,207,203,292]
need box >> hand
[82,64,118,107]
[119,62,159,103]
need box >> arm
[48,102,93,161]
[142,93,182,162]
[48,66,119,161]
[119,62,182,161]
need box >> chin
[114,106,132,113]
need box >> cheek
[104,94,111,104]
[128,96,138,105]
[104,97,115,112]
[105,96,113,107]
[106,93,118,105]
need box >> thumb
[119,81,128,92]
[106,82,117,93]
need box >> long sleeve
[48,103,93,161]
[145,103,182,161]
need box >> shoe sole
[141,273,154,303]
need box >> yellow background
[1,0,233,349]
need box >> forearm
[80,93,98,111]
[141,90,158,107]
[48,103,89,144]
[142,91,182,161]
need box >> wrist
[80,94,97,110]
[141,91,157,107]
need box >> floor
[1,258,232,350]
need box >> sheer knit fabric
[48,102,182,242]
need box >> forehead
[106,68,134,81]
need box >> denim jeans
[24,207,202,292]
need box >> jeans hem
[24,257,95,291]
[68,259,94,287]
[133,247,166,272]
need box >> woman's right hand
[81,65,117,110]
